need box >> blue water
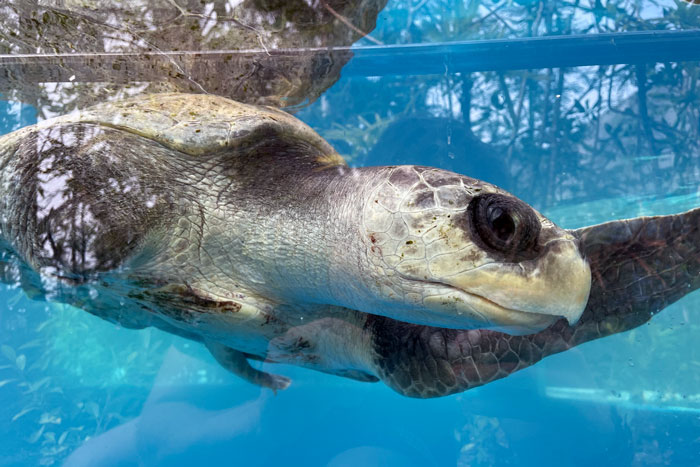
[2,10,700,467]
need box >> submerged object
[0,93,697,398]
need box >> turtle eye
[488,206,515,242]
[466,193,540,259]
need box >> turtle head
[360,166,591,335]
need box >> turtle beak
[448,237,591,331]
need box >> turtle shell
[45,93,347,167]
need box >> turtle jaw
[418,283,562,334]
[420,238,592,335]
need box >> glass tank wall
[0,1,699,465]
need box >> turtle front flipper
[367,208,699,398]
[205,340,291,392]
[571,206,700,340]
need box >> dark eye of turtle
[489,207,515,242]
[466,193,541,260]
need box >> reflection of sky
[363,0,684,46]
[0,99,36,131]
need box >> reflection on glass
[0,0,388,111]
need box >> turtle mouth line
[400,275,562,334]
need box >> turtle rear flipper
[205,340,291,392]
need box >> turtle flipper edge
[204,340,291,392]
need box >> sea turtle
[0,93,697,398]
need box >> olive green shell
[27,93,347,167]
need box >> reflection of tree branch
[604,124,632,156]
[530,1,544,36]
[672,99,693,133]
[497,73,517,129]
[635,63,657,154]
[406,0,430,32]
[320,0,384,45]
[514,73,527,126]
[546,67,565,206]
[686,77,698,140]
[41,5,210,93]
[0,5,36,53]
[413,0,430,13]
[469,2,506,29]
[649,118,694,141]
[460,74,475,136]
[164,0,271,54]
[481,3,516,34]
[541,68,552,146]
[594,68,603,151]
[603,97,691,144]
[506,72,528,156]
[562,79,596,116]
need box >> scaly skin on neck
[366,208,700,398]
[200,159,387,309]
